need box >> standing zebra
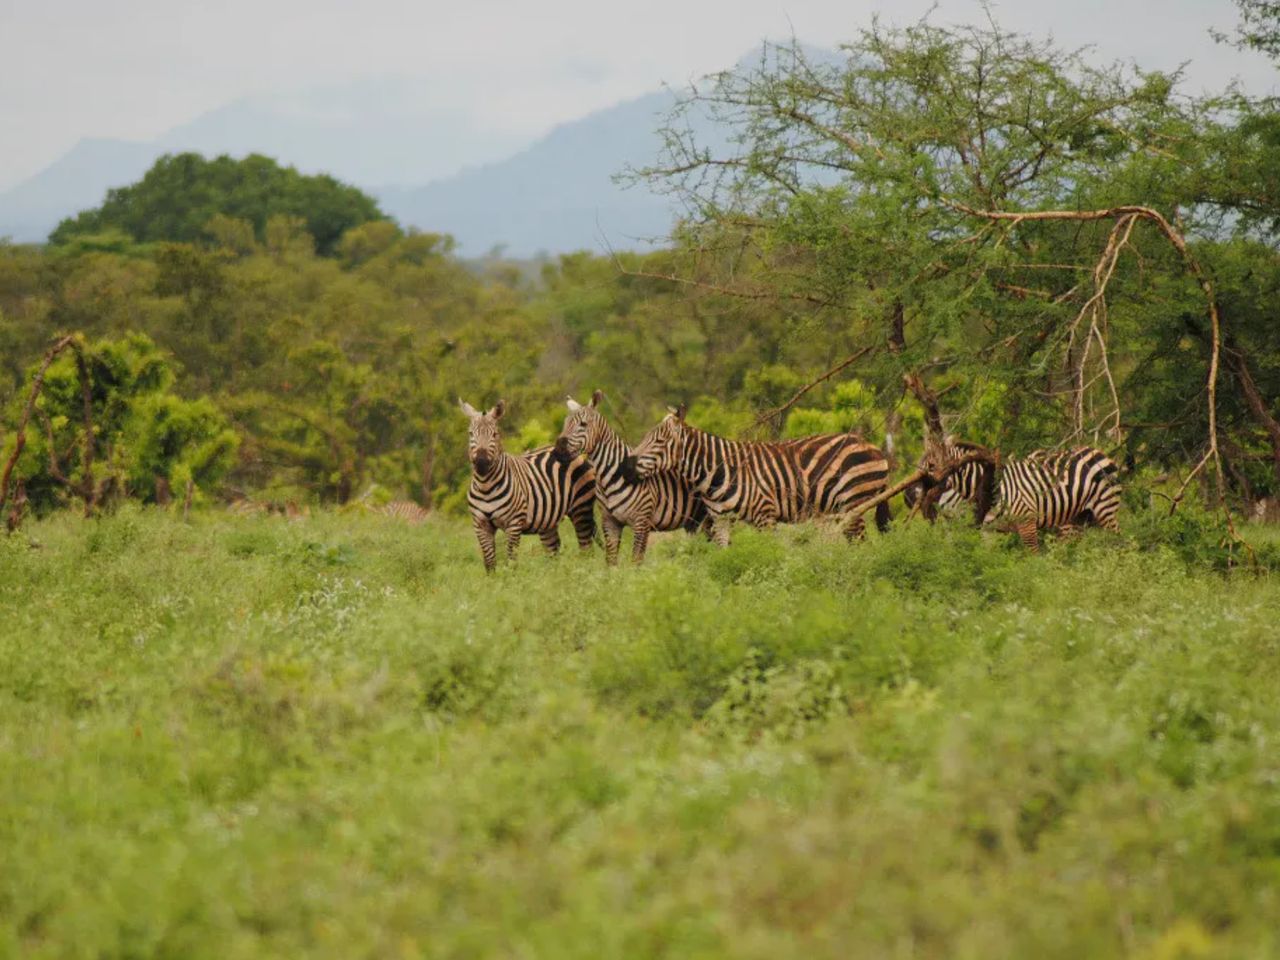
[554,390,710,564]
[627,405,891,545]
[915,438,1121,551]
[460,399,597,571]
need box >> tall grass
[1,507,1278,958]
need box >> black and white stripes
[913,437,1122,551]
[457,397,1123,567]
[460,399,596,571]
[554,390,708,564]
[628,405,891,545]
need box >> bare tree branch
[749,345,876,436]
[0,334,79,522]
[945,200,1230,524]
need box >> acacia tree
[631,18,1279,510]
[1217,0,1280,57]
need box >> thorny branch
[847,450,998,521]
[748,345,876,436]
[0,335,81,522]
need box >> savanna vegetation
[2,511,1280,958]
[2,4,1280,956]
[2,11,1279,527]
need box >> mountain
[375,45,835,255]
[0,78,529,244]
[374,90,700,256]
[155,78,525,187]
[0,47,808,251]
[0,138,157,243]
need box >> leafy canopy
[49,153,387,256]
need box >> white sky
[1,0,1274,190]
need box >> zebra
[904,438,994,520]
[554,390,710,564]
[381,500,431,525]
[1024,446,1122,532]
[911,437,1121,542]
[626,405,891,545]
[914,439,1121,551]
[980,457,1087,552]
[460,398,597,571]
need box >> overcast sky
[0,0,1274,191]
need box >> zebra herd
[459,394,1123,571]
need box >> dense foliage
[1,510,1278,957]
[632,22,1280,506]
[48,153,387,256]
[1,13,1277,525]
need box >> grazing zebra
[381,500,430,525]
[911,437,1121,542]
[554,390,710,564]
[1025,447,1122,532]
[980,458,1083,552]
[904,438,994,520]
[915,439,1121,551]
[627,405,891,545]
[460,398,596,571]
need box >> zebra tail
[875,499,893,533]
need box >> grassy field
[2,507,1279,959]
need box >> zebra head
[903,440,945,510]
[554,389,605,461]
[459,397,505,477]
[630,405,687,479]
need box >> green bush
[1,509,1279,958]
[4,333,238,512]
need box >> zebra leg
[1016,519,1040,553]
[539,528,562,555]
[711,513,733,548]
[631,517,652,564]
[472,515,498,572]
[570,501,596,552]
[505,525,524,564]
[841,513,867,542]
[602,510,623,566]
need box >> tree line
[2,9,1278,522]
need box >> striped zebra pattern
[381,500,430,525]
[984,458,1083,551]
[905,438,994,521]
[460,398,596,571]
[1025,447,1122,532]
[554,390,709,564]
[914,438,1121,551]
[628,405,891,545]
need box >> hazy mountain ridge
[0,47,807,252]
[373,89,696,255]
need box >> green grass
[2,507,1279,959]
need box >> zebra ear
[458,398,481,420]
[566,396,582,412]
[489,399,506,421]
[590,389,604,407]
[675,403,687,423]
